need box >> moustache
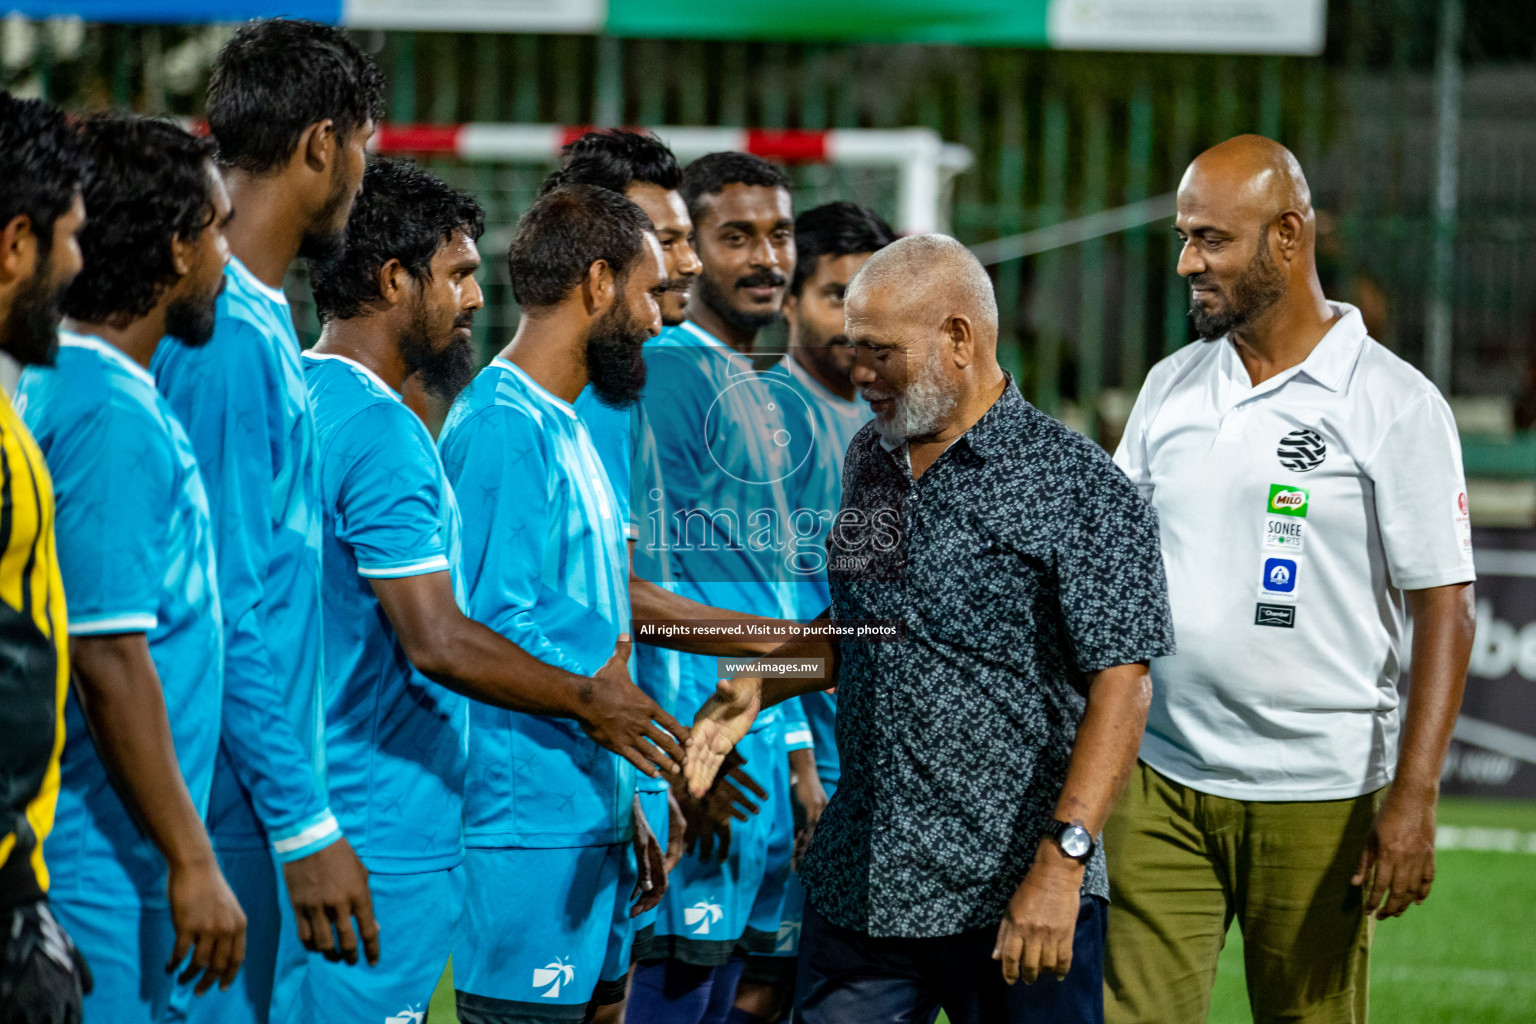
[664,277,693,294]
[453,312,475,331]
[736,271,786,290]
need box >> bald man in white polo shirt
[1106,135,1476,1024]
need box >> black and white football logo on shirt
[1277,429,1326,473]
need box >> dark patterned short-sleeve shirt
[799,378,1175,938]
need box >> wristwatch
[1045,820,1095,862]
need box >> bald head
[1181,135,1313,235]
[845,234,1006,444]
[847,233,999,353]
[1175,135,1323,341]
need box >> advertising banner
[1444,529,1536,799]
[6,0,1328,54]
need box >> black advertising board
[1440,528,1536,798]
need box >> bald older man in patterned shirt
[684,235,1176,1024]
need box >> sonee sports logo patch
[1277,428,1327,472]
[1254,603,1296,628]
[1268,484,1309,517]
[1263,516,1306,551]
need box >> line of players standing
[0,16,894,1024]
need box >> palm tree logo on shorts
[684,899,725,935]
[385,1006,424,1024]
[533,956,576,999]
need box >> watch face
[1060,826,1092,859]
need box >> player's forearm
[1051,662,1152,836]
[737,636,841,709]
[1397,583,1476,798]
[758,612,841,706]
[69,635,218,871]
[788,746,817,778]
[627,574,783,656]
[410,613,604,720]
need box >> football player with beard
[627,152,805,1024]
[148,20,387,1024]
[293,160,686,1021]
[17,114,246,1023]
[0,90,92,1024]
[438,184,696,1024]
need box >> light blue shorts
[455,843,636,1022]
[759,774,838,963]
[741,734,795,957]
[270,865,463,1024]
[649,722,783,966]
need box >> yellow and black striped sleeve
[0,390,70,912]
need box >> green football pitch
[427,797,1536,1023]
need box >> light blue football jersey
[440,359,636,848]
[639,321,804,732]
[776,352,873,787]
[151,257,337,862]
[18,332,223,903]
[303,352,468,873]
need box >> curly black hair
[0,92,90,260]
[308,158,485,324]
[59,116,218,326]
[790,201,897,296]
[543,129,683,196]
[678,151,791,224]
[507,185,654,310]
[207,18,386,175]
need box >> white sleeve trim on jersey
[271,809,342,857]
[784,728,815,749]
[1390,567,1478,591]
[626,522,640,541]
[68,611,158,635]
[356,555,452,579]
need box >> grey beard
[872,345,959,444]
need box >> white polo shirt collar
[1215,304,1368,412]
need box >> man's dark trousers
[795,897,1106,1024]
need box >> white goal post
[370,123,974,234]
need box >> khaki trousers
[1103,761,1382,1024]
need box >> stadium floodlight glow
[370,123,975,235]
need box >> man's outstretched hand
[684,676,762,798]
[580,634,690,780]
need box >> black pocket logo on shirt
[1277,429,1326,473]
[1254,603,1296,628]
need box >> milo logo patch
[1268,484,1309,518]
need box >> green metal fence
[4,3,1533,442]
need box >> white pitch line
[1375,965,1536,990]
[1435,825,1536,854]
